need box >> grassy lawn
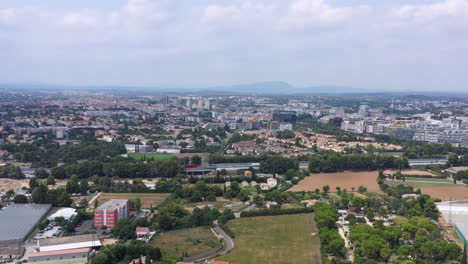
[219,214,322,264]
[129,153,175,160]
[404,177,452,182]
[98,193,169,208]
[150,226,221,259]
[386,180,455,189]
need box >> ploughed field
[219,214,322,264]
[386,177,468,201]
[289,171,383,193]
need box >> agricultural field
[219,214,322,264]
[289,171,383,193]
[128,153,175,160]
[150,226,220,259]
[420,186,468,201]
[400,170,437,177]
[386,177,455,188]
[97,193,169,208]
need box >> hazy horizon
[2,0,468,91]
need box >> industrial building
[38,234,101,252]
[437,201,468,247]
[94,199,129,228]
[47,208,77,222]
[0,204,51,245]
[455,222,468,247]
[29,247,90,263]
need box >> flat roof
[455,222,468,239]
[30,247,90,257]
[39,234,99,247]
[0,204,51,244]
[96,199,128,210]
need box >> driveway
[75,220,93,234]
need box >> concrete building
[29,248,91,263]
[48,208,77,222]
[94,199,130,228]
[38,234,102,252]
[272,110,297,124]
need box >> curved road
[183,221,234,262]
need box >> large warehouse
[0,204,52,245]
[39,234,102,252]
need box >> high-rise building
[272,111,297,124]
[160,96,169,105]
[94,199,129,228]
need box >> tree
[66,174,80,194]
[46,175,56,185]
[135,198,142,211]
[35,168,50,179]
[322,185,330,193]
[253,194,264,206]
[191,155,202,165]
[13,194,28,203]
[31,184,48,204]
[237,189,250,202]
[29,178,39,189]
[79,179,89,194]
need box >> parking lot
[34,226,62,240]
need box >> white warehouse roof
[48,208,77,221]
[39,234,102,252]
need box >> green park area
[128,153,175,160]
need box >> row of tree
[309,154,408,173]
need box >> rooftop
[96,199,128,210]
[30,247,90,257]
[39,234,100,248]
[0,203,52,244]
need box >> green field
[129,153,175,160]
[98,193,169,208]
[386,177,455,188]
[150,226,221,259]
[219,214,322,264]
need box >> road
[234,203,255,218]
[183,221,235,262]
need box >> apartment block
[94,199,130,228]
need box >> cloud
[0,8,16,25]
[281,0,370,29]
[1,0,468,90]
[62,10,98,28]
[391,0,468,23]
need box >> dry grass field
[98,193,169,208]
[0,178,29,191]
[289,171,383,193]
[401,170,437,177]
[420,186,468,201]
[219,214,321,264]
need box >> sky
[1,0,468,91]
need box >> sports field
[150,226,220,259]
[97,193,169,208]
[219,214,322,264]
[129,153,175,160]
[289,171,382,193]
